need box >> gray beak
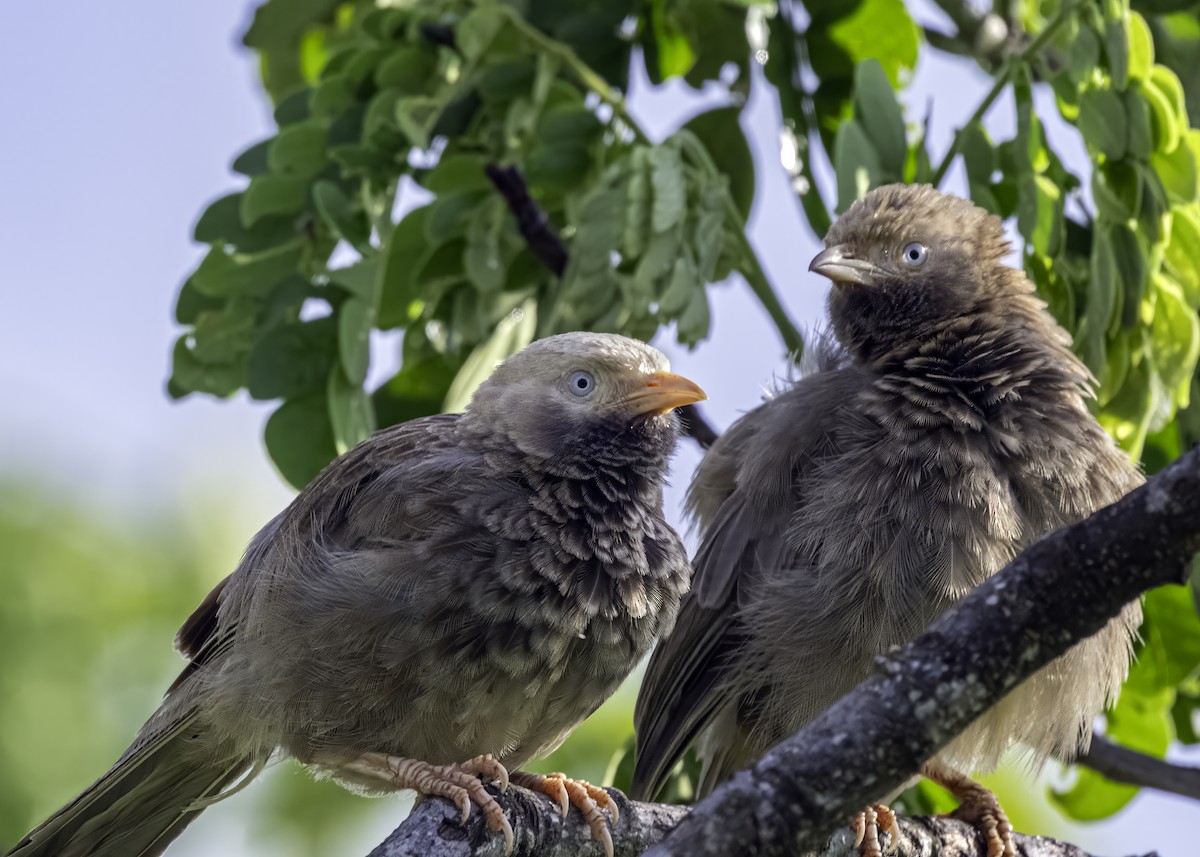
[808,244,880,287]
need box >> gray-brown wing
[170,414,466,691]
[631,369,858,800]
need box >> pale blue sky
[0,2,1195,854]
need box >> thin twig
[930,0,1080,186]
[484,164,568,277]
[1079,733,1200,803]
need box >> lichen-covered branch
[366,785,686,857]
[643,444,1200,857]
[364,784,1123,857]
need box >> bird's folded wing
[168,414,467,690]
[631,368,859,801]
[631,494,788,800]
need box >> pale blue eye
[902,242,928,267]
[568,370,596,396]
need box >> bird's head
[811,183,1023,362]
[463,332,706,471]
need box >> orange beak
[623,371,708,416]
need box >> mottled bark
[366,785,1137,857]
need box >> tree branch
[483,163,722,449]
[365,784,1131,857]
[367,786,686,857]
[1079,733,1200,803]
[644,444,1200,856]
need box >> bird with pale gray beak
[9,332,706,857]
[632,183,1142,857]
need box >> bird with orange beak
[11,332,705,857]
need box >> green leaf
[833,119,882,213]
[623,148,651,261]
[190,303,256,364]
[191,242,303,299]
[232,139,272,176]
[247,316,337,400]
[1083,228,1119,375]
[677,288,711,347]
[649,144,686,233]
[456,2,504,62]
[265,394,338,490]
[443,300,537,412]
[1110,222,1146,331]
[394,96,443,150]
[169,334,244,398]
[374,46,437,94]
[1144,66,1185,153]
[1123,88,1154,159]
[1164,205,1200,303]
[1079,88,1127,161]
[273,89,312,127]
[1104,8,1130,89]
[1068,25,1101,85]
[1093,161,1143,221]
[310,77,355,118]
[477,60,536,103]
[1149,274,1200,399]
[635,228,682,296]
[193,192,296,252]
[681,107,755,220]
[175,279,224,325]
[1030,175,1064,258]
[853,59,906,178]
[650,0,696,79]
[268,122,328,179]
[312,180,370,249]
[338,297,375,386]
[659,256,698,316]
[464,198,508,293]
[1151,130,1200,202]
[327,368,375,454]
[379,205,432,328]
[241,174,310,226]
[1128,12,1155,81]
[961,123,995,185]
[1098,351,1156,459]
[426,190,490,245]
[329,256,382,304]
[422,153,492,194]
[826,0,919,84]
[1137,583,1200,691]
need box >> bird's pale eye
[568,370,596,397]
[901,242,929,267]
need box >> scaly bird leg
[921,761,1015,857]
[339,752,514,854]
[851,803,899,857]
[510,770,619,857]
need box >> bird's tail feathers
[7,707,263,857]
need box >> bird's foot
[511,770,618,857]
[851,803,899,857]
[342,752,514,854]
[921,761,1015,857]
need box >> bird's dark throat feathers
[839,276,1091,426]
